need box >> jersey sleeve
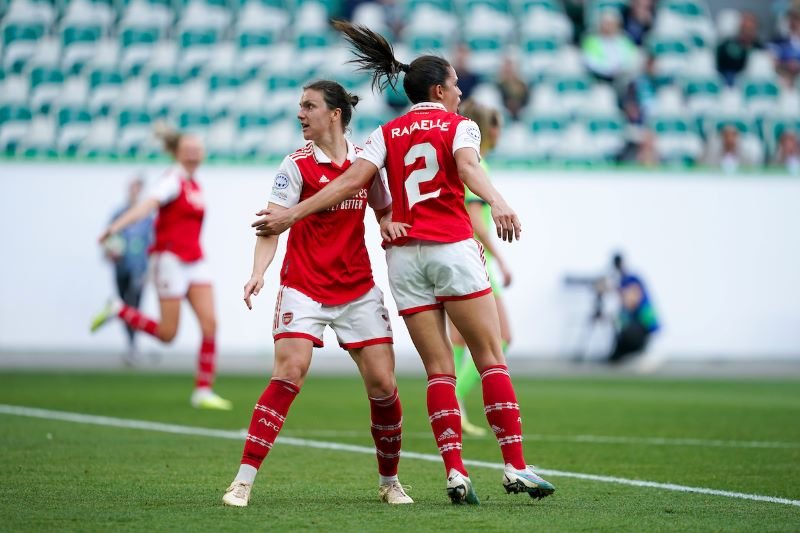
[148,171,181,206]
[268,156,303,208]
[358,126,387,169]
[367,168,392,211]
[453,119,482,159]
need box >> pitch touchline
[279,429,800,449]
[1,404,798,508]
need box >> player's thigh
[447,314,466,346]
[273,337,315,387]
[495,294,512,345]
[444,294,505,370]
[158,297,182,341]
[402,308,455,376]
[273,286,329,348]
[186,282,216,337]
[349,342,397,398]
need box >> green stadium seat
[29,66,64,113]
[0,103,32,154]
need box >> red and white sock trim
[429,409,461,422]
[484,402,520,414]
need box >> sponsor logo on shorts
[282,312,293,325]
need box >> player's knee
[273,361,310,387]
[158,327,178,343]
[366,377,396,400]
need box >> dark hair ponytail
[332,20,450,105]
[304,79,360,131]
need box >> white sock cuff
[379,474,399,486]
[235,464,258,485]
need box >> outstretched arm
[253,159,378,236]
[243,203,283,309]
[467,201,512,286]
[454,147,521,243]
[98,198,159,243]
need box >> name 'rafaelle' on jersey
[390,119,451,138]
[326,187,369,212]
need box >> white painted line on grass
[1,403,798,508]
[281,429,800,449]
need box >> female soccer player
[447,100,514,438]
[90,127,231,411]
[221,80,412,508]
[251,22,555,504]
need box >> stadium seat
[0,102,31,153]
[2,21,45,72]
[118,26,161,77]
[29,66,64,113]
[207,71,241,117]
[147,69,183,116]
[648,116,703,164]
[511,0,562,16]
[17,114,56,156]
[79,116,117,156]
[205,117,236,157]
[56,104,92,154]
[60,21,103,74]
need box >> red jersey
[269,140,391,306]
[148,167,205,262]
[359,102,482,245]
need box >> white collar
[312,138,356,165]
[410,102,447,112]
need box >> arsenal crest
[282,312,293,325]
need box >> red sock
[195,337,216,389]
[118,304,159,337]
[242,378,300,469]
[427,374,467,476]
[481,365,526,470]
[369,388,402,477]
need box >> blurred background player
[90,126,231,410]
[447,99,513,437]
[222,81,412,508]
[103,175,154,366]
[250,21,555,505]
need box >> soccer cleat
[378,481,414,504]
[89,299,122,333]
[502,464,556,500]
[446,469,480,505]
[222,481,251,507]
[191,388,233,410]
[461,419,488,437]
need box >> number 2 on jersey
[404,142,441,209]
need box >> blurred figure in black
[604,253,660,364]
[103,175,154,364]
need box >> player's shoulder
[288,142,315,162]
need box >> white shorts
[150,251,211,299]
[272,285,393,349]
[386,239,492,316]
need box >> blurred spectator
[496,56,529,121]
[622,54,658,126]
[619,128,660,166]
[605,253,660,364]
[772,130,800,174]
[562,0,587,45]
[621,0,655,46]
[716,11,764,86]
[452,44,480,101]
[582,9,640,83]
[633,129,660,167]
[104,175,154,364]
[703,124,759,172]
[768,7,800,86]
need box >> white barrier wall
[1,162,799,361]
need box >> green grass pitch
[0,371,798,531]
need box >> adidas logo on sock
[438,427,458,441]
[491,425,503,434]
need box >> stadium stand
[0,0,797,168]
